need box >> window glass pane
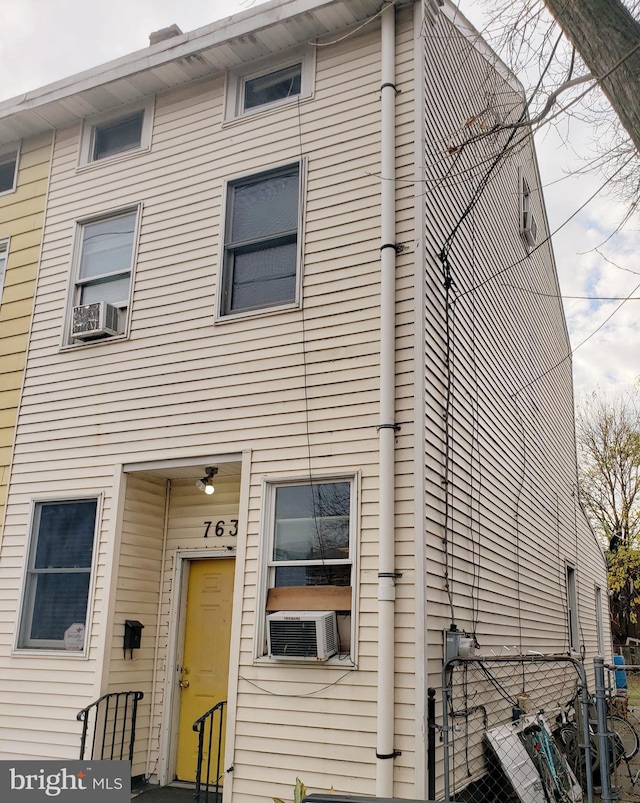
[277,482,350,518]
[230,242,296,311]
[34,500,97,569]
[29,573,90,640]
[80,276,130,305]
[79,213,136,280]
[93,112,144,160]
[244,63,302,110]
[0,154,16,192]
[274,483,350,562]
[231,171,298,242]
[275,565,351,588]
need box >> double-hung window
[263,478,355,657]
[19,499,98,651]
[0,146,18,194]
[68,208,138,343]
[221,164,300,315]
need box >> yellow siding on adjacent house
[0,133,51,533]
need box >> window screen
[222,165,299,314]
[19,499,97,649]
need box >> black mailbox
[124,620,144,656]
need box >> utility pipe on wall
[376,2,397,797]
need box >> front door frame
[159,549,236,786]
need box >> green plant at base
[274,777,308,803]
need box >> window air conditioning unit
[71,301,119,340]
[267,611,338,661]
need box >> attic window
[244,63,302,111]
[0,147,18,194]
[225,47,315,121]
[93,111,145,161]
[79,98,154,168]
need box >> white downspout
[376,2,397,797]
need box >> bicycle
[553,692,629,785]
[519,715,580,803]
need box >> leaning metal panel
[441,655,591,803]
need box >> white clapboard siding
[419,6,608,704]
[0,9,422,792]
[0,7,396,780]
[0,2,608,800]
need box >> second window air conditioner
[71,301,119,340]
[267,611,338,661]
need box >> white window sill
[76,145,151,173]
[216,300,301,324]
[222,92,313,127]
[12,647,89,659]
[253,654,356,668]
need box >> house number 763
[203,520,238,538]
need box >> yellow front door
[175,558,235,782]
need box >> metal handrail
[193,700,227,803]
[77,690,144,761]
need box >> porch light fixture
[196,466,218,495]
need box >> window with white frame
[79,98,154,166]
[566,565,579,652]
[0,240,8,305]
[221,163,300,316]
[68,208,138,343]
[595,585,604,655]
[18,498,98,651]
[0,146,18,194]
[263,478,355,658]
[226,48,314,120]
[519,167,538,248]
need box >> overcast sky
[0,0,637,400]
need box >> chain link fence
[597,659,640,802]
[441,655,593,802]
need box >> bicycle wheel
[521,727,555,803]
[535,753,559,803]
[544,732,579,801]
[624,708,640,738]
[555,723,599,774]
[609,714,639,760]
